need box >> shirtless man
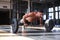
[20,11,43,26]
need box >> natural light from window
[43,15,46,20]
[55,7,58,11]
[55,12,58,19]
[49,13,54,19]
[59,6,60,10]
[48,7,53,12]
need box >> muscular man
[20,11,43,26]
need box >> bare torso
[23,12,43,22]
[23,12,43,26]
[25,12,37,22]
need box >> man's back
[24,12,36,22]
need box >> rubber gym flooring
[0,25,60,40]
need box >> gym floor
[0,25,60,40]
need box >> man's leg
[20,19,32,36]
[19,19,25,33]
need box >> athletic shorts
[20,19,31,25]
[24,20,31,25]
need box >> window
[55,12,58,19]
[59,6,60,10]
[48,7,53,12]
[55,7,58,11]
[48,7,54,19]
[59,12,60,19]
[43,15,46,20]
[49,13,54,19]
